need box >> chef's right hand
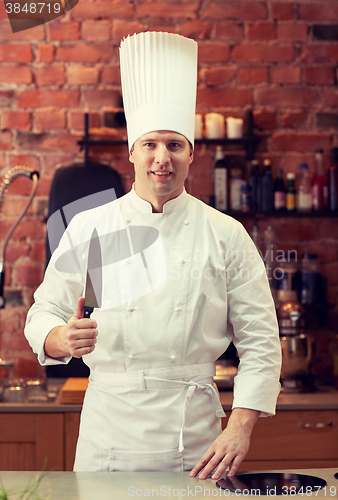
[44,297,98,359]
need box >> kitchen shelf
[77,111,259,164]
[222,210,338,218]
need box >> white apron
[73,363,224,472]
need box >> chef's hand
[44,297,98,359]
[190,408,259,480]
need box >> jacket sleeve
[24,221,85,366]
[225,221,282,417]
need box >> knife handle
[83,306,94,318]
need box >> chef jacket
[25,187,281,472]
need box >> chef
[25,32,281,479]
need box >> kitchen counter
[0,383,337,412]
[0,468,336,499]
[220,386,338,411]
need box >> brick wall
[0,0,337,373]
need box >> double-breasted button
[184,220,190,226]
[175,307,181,313]
[128,354,136,360]
[170,354,177,361]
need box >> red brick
[301,45,331,63]
[112,20,147,40]
[272,2,294,20]
[15,264,44,287]
[0,131,12,150]
[237,66,268,84]
[48,21,80,41]
[202,67,236,86]
[1,197,32,217]
[271,132,332,153]
[82,20,111,41]
[37,44,54,63]
[17,89,79,108]
[197,87,252,108]
[305,66,335,85]
[299,3,338,22]
[0,44,32,62]
[0,66,32,84]
[69,111,101,130]
[214,22,244,41]
[66,66,99,85]
[327,46,338,62]
[70,0,134,19]
[323,263,338,286]
[198,42,230,62]
[323,89,338,107]
[16,132,79,153]
[232,44,294,62]
[83,90,122,108]
[253,110,278,130]
[32,241,46,262]
[255,87,319,107]
[271,66,301,84]
[34,66,66,86]
[137,2,198,19]
[57,43,105,63]
[2,111,31,131]
[43,154,76,176]
[0,91,14,107]
[0,23,44,40]
[34,109,66,130]
[4,241,30,263]
[9,154,40,171]
[101,65,121,84]
[0,310,21,334]
[281,112,309,129]
[203,2,267,20]
[277,23,308,41]
[146,21,176,33]
[247,21,276,41]
[179,21,212,39]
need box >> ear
[189,146,194,165]
[129,148,134,164]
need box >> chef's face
[129,130,193,212]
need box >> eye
[168,142,181,149]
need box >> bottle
[261,159,274,212]
[264,225,277,302]
[286,173,297,211]
[229,168,245,211]
[312,149,328,211]
[297,163,312,212]
[328,148,338,212]
[300,253,320,305]
[273,168,286,211]
[213,146,228,211]
[248,159,262,212]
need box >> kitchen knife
[83,228,103,318]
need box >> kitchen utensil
[26,379,48,403]
[216,472,327,495]
[83,228,103,318]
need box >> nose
[155,144,170,167]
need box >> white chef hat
[119,31,198,151]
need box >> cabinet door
[222,410,338,470]
[64,412,81,471]
[0,413,64,471]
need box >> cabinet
[222,410,338,471]
[0,413,64,471]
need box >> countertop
[0,380,337,412]
[0,468,336,499]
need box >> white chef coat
[25,187,281,472]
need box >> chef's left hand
[190,408,259,480]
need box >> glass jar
[275,256,298,303]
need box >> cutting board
[60,377,89,404]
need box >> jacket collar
[129,184,189,214]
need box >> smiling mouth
[150,171,173,177]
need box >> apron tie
[143,375,225,453]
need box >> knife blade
[83,228,103,318]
